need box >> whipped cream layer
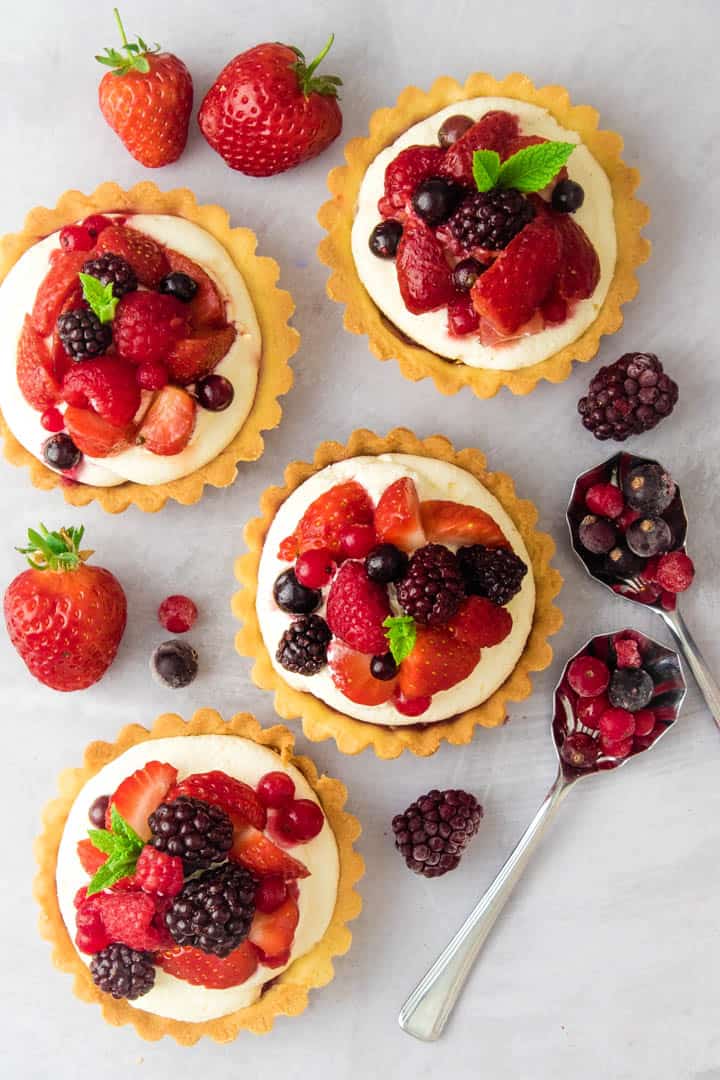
[257,453,536,726]
[351,97,616,370]
[56,735,339,1023]
[0,215,261,486]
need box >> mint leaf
[87,855,138,896]
[110,805,144,852]
[84,807,144,896]
[87,828,116,855]
[496,141,575,193]
[79,272,119,324]
[384,615,417,665]
[472,150,501,193]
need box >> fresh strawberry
[158,941,259,988]
[396,218,455,315]
[378,144,446,218]
[169,771,267,831]
[114,292,189,364]
[441,110,520,185]
[447,294,480,337]
[450,595,513,648]
[132,846,184,898]
[540,282,568,325]
[4,524,126,692]
[64,406,133,458]
[374,478,425,552]
[77,838,108,876]
[420,500,509,548]
[471,218,562,335]
[165,326,236,385]
[94,889,170,951]
[96,9,192,168]
[398,626,480,698]
[551,210,601,300]
[137,385,196,456]
[327,640,397,705]
[199,36,342,177]
[165,249,225,328]
[248,896,300,966]
[95,225,169,288]
[326,561,391,654]
[62,358,141,426]
[230,821,310,880]
[106,761,178,840]
[278,481,374,561]
[16,316,60,410]
[31,251,87,336]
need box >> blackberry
[90,943,155,1000]
[165,863,257,957]
[57,308,111,360]
[81,253,138,297]
[457,544,528,606]
[392,789,483,878]
[448,188,535,251]
[276,613,331,674]
[396,544,465,625]
[578,353,679,441]
[149,795,233,870]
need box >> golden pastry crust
[34,709,363,1043]
[0,182,299,512]
[317,72,650,398]
[233,427,564,758]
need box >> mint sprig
[472,140,575,195]
[472,150,501,193]
[384,615,417,666]
[86,805,144,896]
[79,273,119,324]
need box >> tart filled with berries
[319,72,649,397]
[34,709,362,1043]
[0,182,297,512]
[234,428,563,758]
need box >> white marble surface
[0,1,718,1077]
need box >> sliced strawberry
[450,595,513,648]
[248,896,300,967]
[159,940,259,988]
[16,315,60,410]
[378,144,446,219]
[137,386,196,456]
[95,224,169,288]
[477,309,545,347]
[420,500,509,548]
[374,477,425,553]
[441,110,520,185]
[230,821,310,879]
[471,218,562,335]
[31,251,87,336]
[106,761,178,841]
[165,326,236,385]
[326,561,391,654]
[64,406,133,458]
[398,626,480,698]
[540,280,568,325]
[396,218,455,315]
[62,358,141,426]
[552,211,601,300]
[77,838,108,876]
[278,480,374,561]
[447,294,480,337]
[169,771,267,831]
[327,641,397,705]
[165,249,226,328]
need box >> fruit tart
[34,709,362,1042]
[0,182,297,512]
[234,428,563,757]
[318,72,650,398]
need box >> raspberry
[158,594,198,634]
[326,560,391,652]
[599,707,635,743]
[450,595,512,648]
[392,789,483,878]
[75,895,111,954]
[81,253,138,297]
[62,358,141,426]
[57,308,112,361]
[114,291,189,364]
[276,614,332,675]
[59,224,95,252]
[456,545,528,606]
[585,483,625,519]
[577,694,610,731]
[295,548,335,589]
[90,943,156,1000]
[578,353,679,441]
[567,655,610,697]
[560,732,599,770]
[396,544,465,626]
[378,144,446,218]
[94,890,169,951]
[449,188,535,251]
[614,637,643,669]
[655,551,695,593]
[133,846,184,898]
[137,361,169,390]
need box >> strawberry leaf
[472,150,501,193]
[496,141,575,193]
[384,615,417,665]
[79,273,119,324]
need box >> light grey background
[0,1,718,1077]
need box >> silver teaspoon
[398,629,687,1042]
[567,450,720,727]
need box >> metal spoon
[398,629,687,1042]
[567,450,720,728]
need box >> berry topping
[90,943,155,1000]
[599,707,635,743]
[567,655,610,697]
[447,295,480,336]
[114,291,189,364]
[578,353,679,441]
[450,595,513,648]
[42,432,81,471]
[276,613,331,675]
[295,548,335,589]
[82,215,114,238]
[449,187,535,251]
[230,823,310,880]
[560,732,600,770]
[166,326,236,385]
[159,271,199,303]
[374,478,425,553]
[77,838,109,877]
[608,668,654,712]
[275,799,325,844]
[170,771,267,831]
[60,224,96,253]
[392,789,483,878]
[438,114,474,148]
[16,316,61,411]
[32,250,88,336]
[412,177,464,226]
[370,652,398,681]
[365,543,408,585]
[578,514,617,555]
[471,217,562,335]
[158,594,198,634]
[94,890,170,952]
[626,516,673,557]
[623,462,676,514]
[248,896,300,967]
[585,483,625,519]
[551,179,585,213]
[107,761,179,841]
[576,694,610,730]
[398,625,479,698]
[601,734,633,759]
[158,940,259,989]
[452,257,487,292]
[440,110,519,185]
[63,407,130,458]
[62,358,141,426]
[57,308,112,360]
[150,639,199,688]
[546,208,600,301]
[138,385,197,456]
[279,480,374,561]
[75,896,111,955]
[254,876,289,914]
[655,550,695,593]
[133,846,184,898]
[165,862,257,957]
[396,217,455,315]
[605,544,646,579]
[326,560,391,652]
[456,544,528,606]
[89,795,110,828]
[136,361,169,391]
[394,692,432,717]
[339,523,377,560]
[369,220,403,259]
[81,253,138,297]
[272,569,321,615]
[95,225,169,288]
[421,500,509,548]
[194,373,235,412]
[256,772,296,811]
[396,544,465,626]
[378,144,446,218]
[149,796,233,871]
[614,637,643,669]
[165,250,225,328]
[327,641,397,706]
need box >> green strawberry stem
[95,7,159,76]
[16,524,92,572]
[291,34,342,98]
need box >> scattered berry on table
[256,772,296,810]
[339,524,377,560]
[276,614,331,675]
[585,482,625,519]
[605,544,646,579]
[634,709,656,738]
[194,374,234,411]
[158,594,198,634]
[164,862,256,957]
[159,271,198,303]
[295,548,335,589]
[622,462,676,514]
[452,257,487,292]
[392,789,483,878]
[578,353,679,441]
[370,652,398,681]
[655,550,695,593]
[551,179,585,213]
[326,560,391,652]
[599,706,635,743]
[42,433,80,471]
[626,516,673,558]
[448,188,535,251]
[59,224,96,253]
[614,637,643,669]
[40,407,65,433]
[57,308,112,360]
[254,876,288,914]
[365,543,408,584]
[397,544,465,626]
[369,220,403,258]
[456,544,527,606]
[438,114,474,148]
[90,943,155,1000]
[137,360,169,390]
[567,655,610,697]
[133,846,184,898]
[149,795,233,871]
[560,732,599,769]
[577,694,610,730]
[578,514,617,555]
[151,640,198,688]
[81,253,138,297]
[412,177,463,226]
[88,795,110,828]
[275,799,325,844]
[272,569,321,615]
[608,668,654,712]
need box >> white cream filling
[351,96,616,370]
[256,453,535,726]
[0,214,261,486]
[55,735,339,1023]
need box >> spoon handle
[660,606,720,729]
[398,770,571,1042]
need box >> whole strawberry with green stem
[96,8,193,168]
[4,525,127,691]
[198,35,342,176]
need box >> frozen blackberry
[57,308,112,360]
[397,543,465,625]
[448,188,535,251]
[608,668,654,712]
[457,544,528,606]
[626,516,673,557]
[90,943,155,1000]
[81,253,138,297]
[605,545,646,579]
[149,795,233,871]
[392,789,483,878]
[273,569,321,615]
[165,863,257,957]
[622,462,676,513]
[578,515,617,555]
[578,353,679,441]
[276,614,331,674]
